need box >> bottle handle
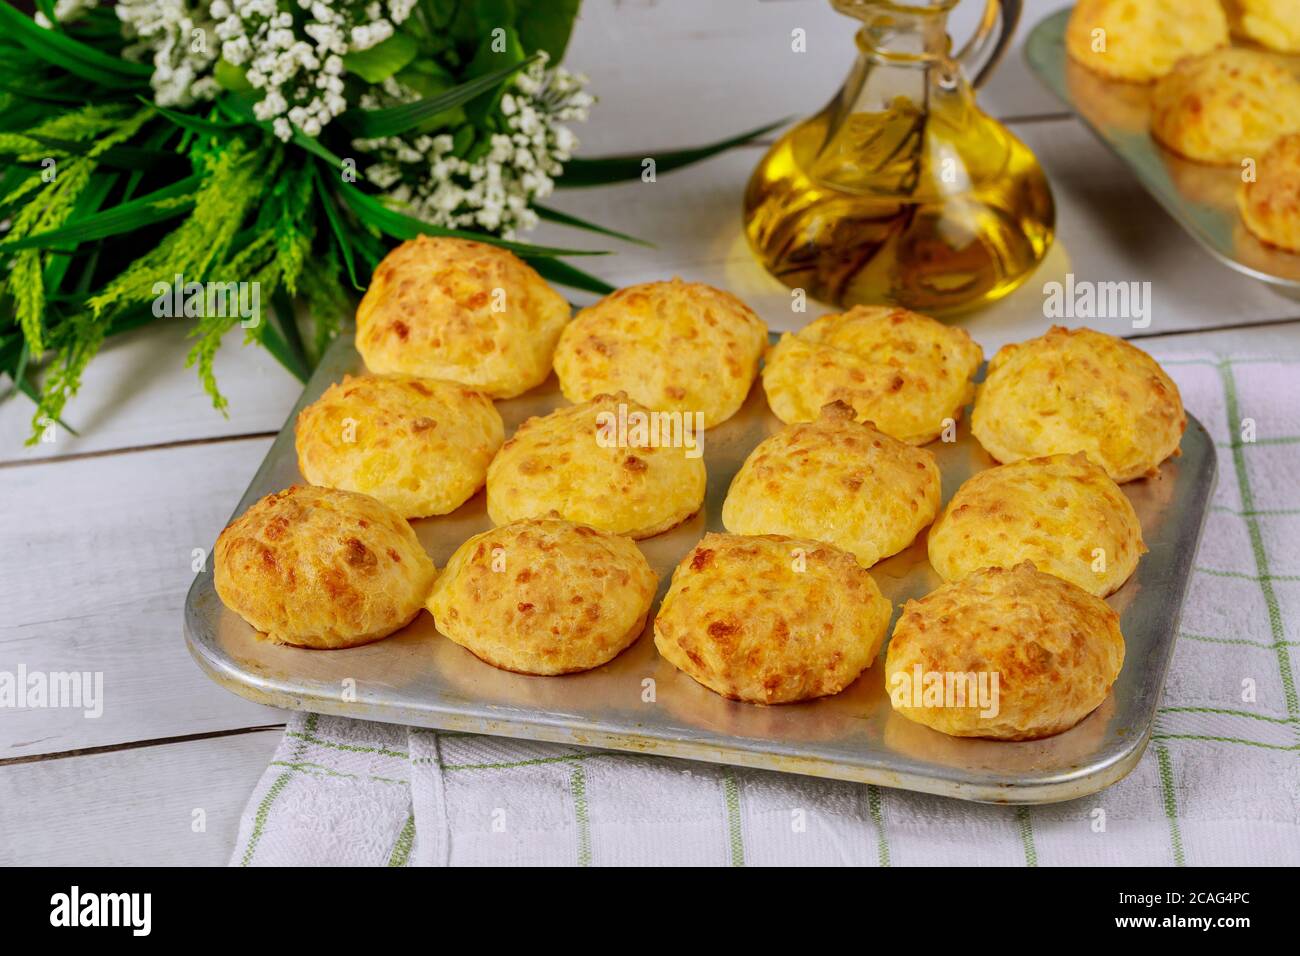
[955,0,1021,89]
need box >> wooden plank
[0,319,301,464]
[0,730,281,866]
[0,437,285,759]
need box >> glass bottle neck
[807,5,981,196]
[856,12,952,64]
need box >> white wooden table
[3,0,1299,865]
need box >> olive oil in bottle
[743,0,1054,316]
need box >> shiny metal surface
[1025,8,1300,290]
[185,332,1216,803]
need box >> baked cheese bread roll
[1151,49,1300,165]
[1239,132,1300,253]
[214,485,436,649]
[553,279,767,428]
[355,236,569,398]
[428,518,657,675]
[928,453,1145,596]
[486,392,707,538]
[722,401,940,567]
[885,563,1125,740]
[762,305,982,445]
[295,374,504,519]
[1225,0,1300,53]
[971,326,1185,483]
[1065,0,1228,82]
[654,533,892,704]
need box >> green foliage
[342,32,420,83]
[0,0,775,446]
[338,53,538,138]
[558,118,791,187]
[298,247,350,362]
[515,0,582,62]
[0,1,149,87]
[0,107,148,361]
[10,251,45,356]
[88,140,265,319]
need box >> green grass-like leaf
[0,2,150,88]
[312,162,363,291]
[558,118,788,188]
[21,133,182,172]
[336,179,607,258]
[1,174,201,250]
[524,256,615,295]
[342,30,419,84]
[146,99,246,135]
[534,204,652,247]
[338,53,538,138]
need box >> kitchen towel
[231,352,1300,866]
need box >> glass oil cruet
[743,0,1054,316]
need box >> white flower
[53,1,594,239]
[115,0,220,107]
[36,0,100,29]
[110,0,418,138]
[354,56,592,238]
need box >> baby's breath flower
[40,1,593,239]
[216,0,415,139]
[116,0,220,107]
[354,56,593,238]
[35,0,101,28]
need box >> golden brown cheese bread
[885,563,1125,740]
[214,485,436,649]
[654,533,892,704]
[427,518,658,675]
[486,392,707,538]
[762,305,982,445]
[971,326,1185,483]
[721,402,940,567]
[1151,49,1300,165]
[928,452,1145,596]
[1224,0,1300,53]
[355,236,570,398]
[1239,132,1300,253]
[553,279,768,428]
[1065,0,1228,82]
[295,374,503,518]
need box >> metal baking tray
[185,331,1216,804]
[1025,7,1300,289]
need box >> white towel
[231,351,1300,866]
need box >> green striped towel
[231,352,1299,866]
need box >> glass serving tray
[185,331,1216,804]
[1025,7,1300,289]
